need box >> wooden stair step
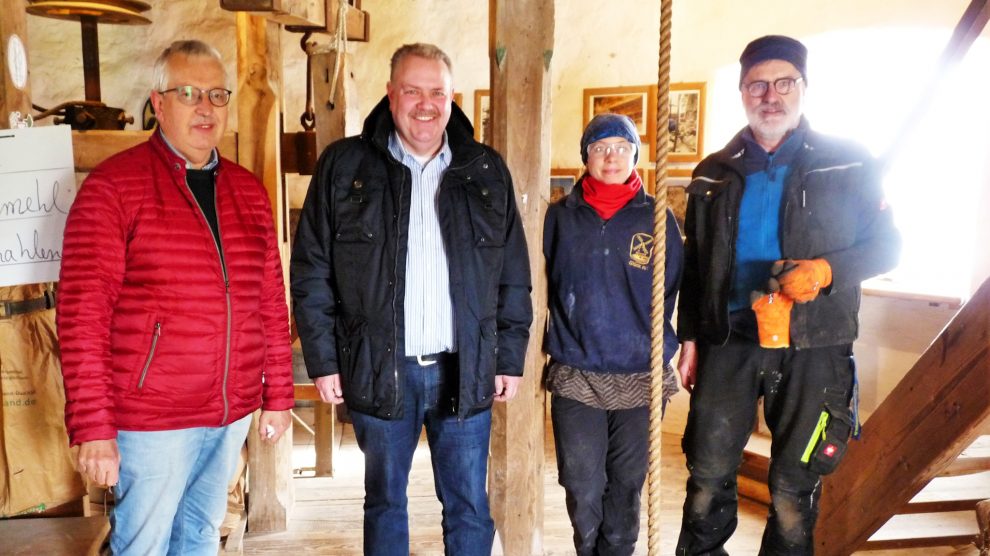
[738,433,990,512]
[863,511,978,550]
[904,470,990,513]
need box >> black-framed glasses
[743,77,803,97]
[159,85,232,107]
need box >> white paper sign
[0,125,77,287]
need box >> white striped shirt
[388,132,456,356]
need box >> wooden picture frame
[583,85,658,161]
[668,82,706,163]
[550,167,582,203]
[453,92,463,107]
[473,89,491,144]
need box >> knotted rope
[647,1,673,554]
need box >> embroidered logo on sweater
[629,233,654,269]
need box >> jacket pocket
[335,316,375,404]
[686,176,728,201]
[464,184,507,248]
[134,320,162,390]
[473,317,498,403]
[332,178,383,244]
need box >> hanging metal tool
[279,31,319,175]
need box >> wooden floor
[240,408,981,555]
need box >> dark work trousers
[552,394,649,556]
[675,334,854,556]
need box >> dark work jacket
[678,118,901,348]
[290,97,533,420]
[544,182,683,371]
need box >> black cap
[739,35,807,86]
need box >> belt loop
[0,301,9,319]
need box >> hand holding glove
[751,291,794,349]
[768,258,832,303]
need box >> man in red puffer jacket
[56,39,293,556]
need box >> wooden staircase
[739,434,990,549]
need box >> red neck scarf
[581,171,642,220]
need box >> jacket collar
[362,96,484,165]
[715,116,813,175]
[149,131,222,175]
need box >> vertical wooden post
[487,1,554,554]
[0,0,32,518]
[1,0,31,118]
[236,12,294,533]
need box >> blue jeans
[350,356,495,556]
[111,414,251,556]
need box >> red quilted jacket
[57,133,294,446]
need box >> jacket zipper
[184,177,231,425]
[439,151,484,417]
[388,157,405,417]
[383,147,486,417]
[137,322,162,388]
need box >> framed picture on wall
[474,89,491,144]
[453,92,463,107]
[550,167,582,203]
[668,82,706,163]
[582,85,658,161]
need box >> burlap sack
[0,284,85,516]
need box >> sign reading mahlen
[0,125,76,287]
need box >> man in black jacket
[675,36,900,555]
[290,43,532,556]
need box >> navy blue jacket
[544,181,683,372]
[291,97,533,420]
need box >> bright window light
[705,29,989,301]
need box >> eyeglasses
[159,85,232,107]
[587,141,635,159]
[743,77,803,97]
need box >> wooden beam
[881,0,989,169]
[246,410,294,533]
[0,0,31,120]
[310,49,359,150]
[323,0,368,42]
[221,0,368,40]
[815,277,990,555]
[313,400,340,476]
[221,0,325,27]
[236,12,294,534]
[71,130,237,173]
[487,1,553,554]
[977,499,990,555]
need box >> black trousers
[675,335,854,556]
[552,395,649,556]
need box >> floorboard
[239,408,980,555]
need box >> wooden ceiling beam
[221,0,368,41]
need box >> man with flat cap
[674,35,900,554]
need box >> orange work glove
[768,258,832,303]
[751,291,793,349]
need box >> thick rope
[647,0,672,554]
